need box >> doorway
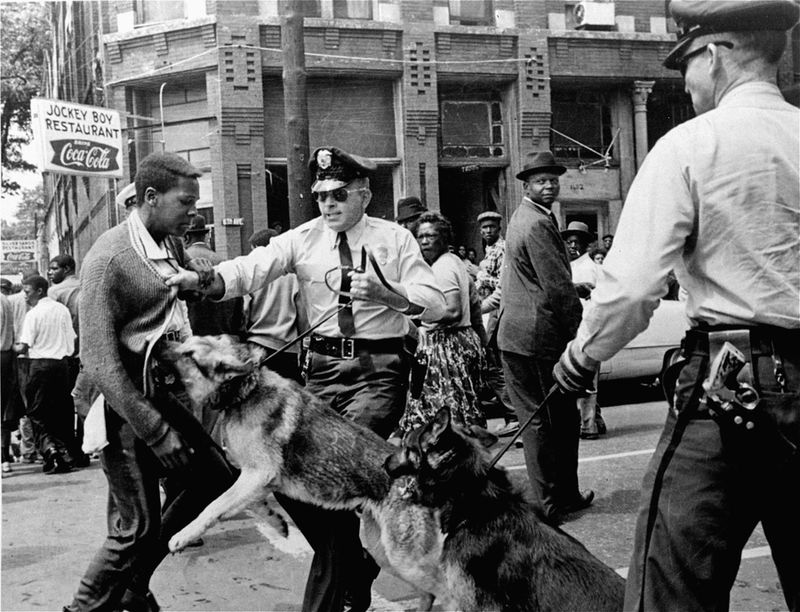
[439,166,505,258]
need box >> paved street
[2,393,786,611]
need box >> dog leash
[487,384,560,470]
[261,245,411,367]
[258,300,353,366]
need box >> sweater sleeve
[79,251,169,446]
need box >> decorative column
[632,80,655,170]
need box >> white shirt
[578,82,800,362]
[218,215,445,339]
[19,297,76,359]
[423,252,471,330]
[570,252,597,286]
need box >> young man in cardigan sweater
[66,152,236,612]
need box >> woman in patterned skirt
[399,212,486,434]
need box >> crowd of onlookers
[0,198,619,477]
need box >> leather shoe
[120,588,160,612]
[560,490,594,515]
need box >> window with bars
[440,100,504,159]
[550,89,613,163]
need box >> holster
[690,329,797,463]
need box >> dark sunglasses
[678,41,733,77]
[312,187,366,203]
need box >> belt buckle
[341,338,355,359]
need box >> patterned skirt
[399,326,486,435]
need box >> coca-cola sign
[31,98,124,178]
[50,139,120,173]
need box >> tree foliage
[0,184,45,239]
[1,2,50,193]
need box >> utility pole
[283,0,313,227]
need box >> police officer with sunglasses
[168,146,445,612]
[551,1,800,610]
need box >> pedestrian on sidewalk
[14,275,76,474]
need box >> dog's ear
[431,407,451,438]
[465,425,498,449]
[214,351,257,382]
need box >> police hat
[115,182,137,208]
[396,196,427,223]
[664,0,800,70]
[477,211,502,224]
[309,147,377,192]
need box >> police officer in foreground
[552,1,799,609]
[168,147,445,612]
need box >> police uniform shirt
[217,214,444,339]
[577,82,800,362]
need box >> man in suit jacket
[498,151,593,525]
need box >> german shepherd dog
[160,335,445,608]
[385,408,626,612]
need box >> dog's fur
[386,408,626,612]
[161,335,444,607]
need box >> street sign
[30,98,124,178]
[222,218,244,226]
[0,240,37,276]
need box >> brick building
[41,0,800,264]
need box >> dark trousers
[1,350,19,462]
[25,358,75,457]
[624,332,800,612]
[71,392,237,611]
[501,351,581,521]
[276,349,408,612]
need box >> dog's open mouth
[393,475,420,502]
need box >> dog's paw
[169,525,204,553]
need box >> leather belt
[683,325,800,357]
[309,335,404,359]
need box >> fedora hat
[516,151,567,181]
[186,214,209,234]
[396,196,427,223]
[560,221,594,241]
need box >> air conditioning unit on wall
[574,2,616,30]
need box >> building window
[333,0,373,19]
[551,90,614,164]
[137,0,184,24]
[449,0,494,26]
[439,90,505,159]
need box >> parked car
[598,298,689,382]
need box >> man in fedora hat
[167,145,445,612]
[552,1,800,609]
[561,221,597,299]
[498,150,591,525]
[560,221,606,440]
[395,196,427,233]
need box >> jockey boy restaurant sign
[31,98,124,179]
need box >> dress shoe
[72,453,91,468]
[560,490,595,515]
[120,588,161,612]
[43,449,72,474]
[580,431,600,440]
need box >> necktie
[337,232,356,337]
[549,212,560,230]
